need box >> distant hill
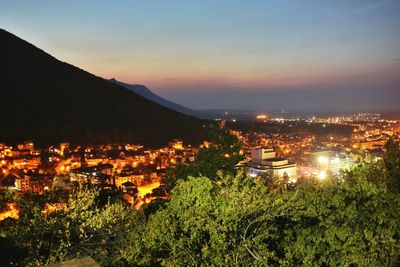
[109,79,198,117]
[0,28,208,147]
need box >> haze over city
[1,0,399,111]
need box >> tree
[2,136,400,266]
[2,186,137,266]
[123,168,400,266]
[167,129,244,190]
[384,138,400,193]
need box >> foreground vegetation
[1,132,399,266]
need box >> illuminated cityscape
[1,113,398,221]
[1,1,400,266]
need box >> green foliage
[169,129,244,190]
[384,138,400,192]
[0,190,14,211]
[1,186,136,266]
[2,135,400,266]
[280,173,400,266]
[142,197,167,218]
[124,169,400,266]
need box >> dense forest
[1,130,399,266]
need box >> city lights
[318,171,327,180]
[256,114,267,120]
[318,156,329,165]
[0,2,399,264]
[0,113,399,220]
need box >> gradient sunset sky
[1,0,399,111]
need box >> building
[304,150,355,179]
[246,148,297,182]
[169,139,184,150]
[17,141,34,152]
[70,163,113,185]
[352,139,387,150]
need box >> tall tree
[124,169,400,266]
[168,129,244,190]
[384,138,400,193]
[2,187,136,266]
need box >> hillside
[0,29,208,147]
[109,78,198,117]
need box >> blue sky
[1,0,399,111]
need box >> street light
[318,156,329,164]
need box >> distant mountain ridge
[109,78,197,116]
[0,28,208,147]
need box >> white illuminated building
[314,152,355,180]
[246,148,297,182]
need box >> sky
[0,0,399,111]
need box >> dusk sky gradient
[1,0,399,111]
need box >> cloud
[329,0,393,22]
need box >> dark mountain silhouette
[109,79,198,117]
[0,28,208,147]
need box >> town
[1,113,399,220]
[2,2,399,264]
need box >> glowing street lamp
[331,157,340,164]
[256,114,267,120]
[317,156,329,165]
[318,171,327,180]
